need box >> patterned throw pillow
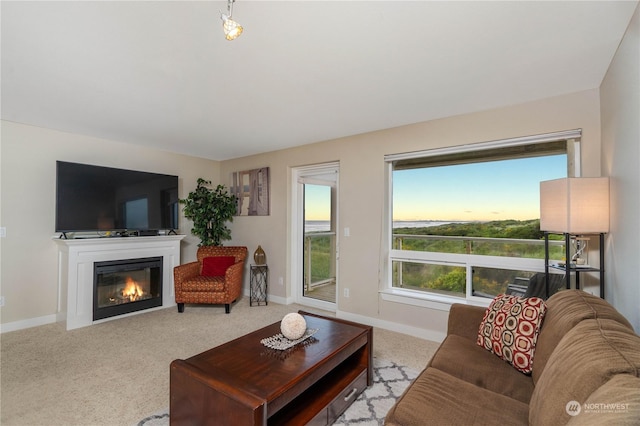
[477,294,547,374]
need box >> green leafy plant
[180,178,237,246]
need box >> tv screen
[55,161,179,233]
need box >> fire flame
[122,277,144,302]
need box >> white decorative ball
[281,313,307,340]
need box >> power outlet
[0,227,6,238]
[279,277,284,286]
[344,288,350,298]
[0,297,5,307]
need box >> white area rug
[333,359,418,425]
[136,359,418,426]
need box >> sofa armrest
[447,303,487,341]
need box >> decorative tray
[260,328,319,351]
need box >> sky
[393,155,567,221]
[304,184,331,221]
[303,154,567,222]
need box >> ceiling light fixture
[220,0,243,41]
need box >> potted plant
[180,178,237,246]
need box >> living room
[1,1,639,424]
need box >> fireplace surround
[54,235,184,330]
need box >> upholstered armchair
[174,246,248,313]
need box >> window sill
[379,288,492,312]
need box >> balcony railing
[393,234,565,259]
[391,234,566,298]
[303,231,567,298]
[304,231,336,292]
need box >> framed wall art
[231,167,270,216]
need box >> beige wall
[0,87,615,337]
[600,3,640,332]
[221,89,603,340]
[0,121,219,326]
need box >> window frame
[381,130,582,309]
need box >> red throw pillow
[201,256,236,277]
[477,294,547,374]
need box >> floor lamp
[539,177,609,297]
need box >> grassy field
[304,234,333,284]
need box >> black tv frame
[55,161,179,238]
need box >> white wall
[221,89,604,341]
[600,3,640,332]
[0,121,219,327]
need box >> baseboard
[242,289,294,306]
[1,313,58,334]
[265,294,295,305]
[2,304,177,333]
[336,310,446,343]
[4,294,287,333]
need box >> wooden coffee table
[170,311,373,425]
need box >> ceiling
[2,1,638,161]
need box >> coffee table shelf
[170,311,373,426]
[268,353,368,425]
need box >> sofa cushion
[532,290,634,384]
[529,319,640,426]
[565,374,640,425]
[384,367,529,426]
[477,294,547,374]
[429,334,534,403]
[201,256,236,277]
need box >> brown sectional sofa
[385,290,640,425]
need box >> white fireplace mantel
[54,235,184,330]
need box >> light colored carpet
[1,297,439,425]
[136,359,419,426]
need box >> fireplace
[93,257,163,321]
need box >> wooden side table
[250,264,268,306]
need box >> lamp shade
[540,177,609,233]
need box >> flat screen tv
[55,161,179,234]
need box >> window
[385,130,579,305]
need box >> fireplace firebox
[93,257,163,320]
